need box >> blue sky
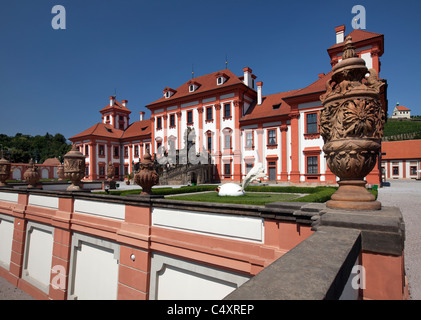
[1,0,420,140]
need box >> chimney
[243,67,253,87]
[109,96,115,106]
[139,111,145,121]
[335,25,345,44]
[121,100,128,107]
[257,81,263,105]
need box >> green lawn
[167,191,303,206]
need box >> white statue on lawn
[217,162,267,196]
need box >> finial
[342,36,357,60]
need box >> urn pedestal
[319,36,385,210]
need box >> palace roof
[146,68,247,107]
[382,140,421,160]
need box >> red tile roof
[121,119,151,139]
[70,119,152,141]
[69,123,124,140]
[147,69,246,106]
[396,106,410,111]
[328,29,383,50]
[100,99,131,114]
[382,140,421,160]
[240,89,300,122]
[42,158,61,166]
[287,71,332,97]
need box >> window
[114,166,119,177]
[99,145,105,156]
[224,163,231,175]
[306,113,318,134]
[124,146,128,157]
[224,133,231,149]
[157,142,162,151]
[85,145,89,156]
[114,146,119,157]
[393,167,399,175]
[119,115,123,121]
[206,107,213,121]
[224,103,231,118]
[145,144,150,154]
[157,117,162,130]
[410,166,417,175]
[268,130,276,145]
[134,145,139,157]
[170,114,175,127]
[99,166,105,176]
[307,156,318,174]
[124,166,128,176]
[217,77,224,85]
[189,85,194,92]
[246,163,253,174]
[106,115,110,121]
[207,135,212,151]
[165,91,170,98]
[246,132,253,148]
[187,110,193,124]
[85,166,89,177]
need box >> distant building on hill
[391,102,411,119]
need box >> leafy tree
[0,132,71,163]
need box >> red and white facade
[146,25,386,185]
[71,26,386,185]
[69,98,151,181]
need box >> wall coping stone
[224,226,362,300]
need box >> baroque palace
[70,25,386,185]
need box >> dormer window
[187,81,200,93]
[215,72,228,85]
[163,87,176,99]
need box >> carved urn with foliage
[63,145,86,191]
[134,153,159,195]
[319,36,386,210]
[0,156,11,187]
[23,159,40,188]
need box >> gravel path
[0,277,33,300]
[377,180,421,300]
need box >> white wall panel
[0,192,18,203]
[68,233,119,300]
[149,253,250,300]
[0,214,14,270]
[28,195,59,209]
[152,208,263,243]
[23,221,54,293]
[74,199,125,220]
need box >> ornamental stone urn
[63,145,86,191]
[319,36,385,210]
[134,153,159,195]
[0,156,11,187]
[107,161,114,181]
[57,164,64,181]
[23,159,40,188]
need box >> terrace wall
[0,188,407,300]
